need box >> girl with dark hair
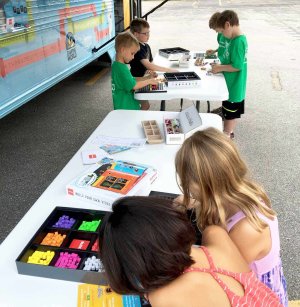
[99,196,282,307]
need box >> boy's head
[208,12,221,31]
[99,196,195,295]
[115,32,140,63]
[130,18,150,43]
[216,10,239,38]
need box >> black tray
[16,206,107,284]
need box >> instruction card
[77,284,145,307]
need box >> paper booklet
[77,284,150,307]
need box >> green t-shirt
[217,33,231,64]
[111,61,140,110]
[220,35,248,102]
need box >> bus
[0,0,164,118]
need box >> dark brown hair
[130,18,150,33]
[209,12,221,29]
[216,10,239,28]
[99,196,195,295]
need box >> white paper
[81,148,111,165]
[92,135,147,147]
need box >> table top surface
[134,52,228,101]
[0,110,222,307]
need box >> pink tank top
[226,211,281,274]
[183,246,282,306]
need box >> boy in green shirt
[211,10,248,139]
[112,32,158,110]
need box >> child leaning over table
[175,128,288,306]
[129,18,177,110]
[210,10,247,140]
[111,32,158,110]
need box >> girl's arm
[229,219,272,264]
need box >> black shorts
[222,100,245,120]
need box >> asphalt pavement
[0,0,299,301]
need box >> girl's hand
[173,195,198,210]
[173,195,187,213]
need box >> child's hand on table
[145,70,158,78]
[206,49,216,55]
[210,63,222,74]
[148,78,159,85]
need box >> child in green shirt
[211,10,248,139]
[112,32,158,110]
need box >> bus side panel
[123,0,131,29]
[0,0,115,118]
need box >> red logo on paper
[67,188,74,195]
[89,154,96,159]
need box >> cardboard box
[16,207,108,285]
[163,105,203,145]
[66,158,157,209]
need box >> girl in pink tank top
[184,246,283,307]
[227,211,288,305]
[99,197,283,307]
[175,128,288,305]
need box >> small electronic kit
[158,47,190,61]
[141,120,164,144]
[163,71,201,88]
[163,105,203,145]
[205,53,217,59]
[194,57,204,66]
[193,52,206,59]
[135,83,167,93]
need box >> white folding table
[0,110,222,307]
[134,52,229,111]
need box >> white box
[66,158,157,209]
[163,72,201,88]
[164,105,203,145]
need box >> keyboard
[135,83,167,93]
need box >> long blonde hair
[175,128,275,232]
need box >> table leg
[196,100,200,112]
[160,100,166,111]
[207,101,210,112]
[180,99,183,111]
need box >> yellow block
[289,301,300,307]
